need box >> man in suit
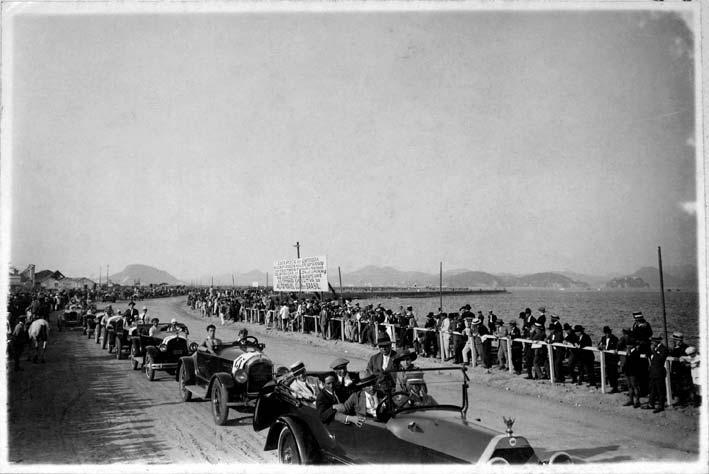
[598,326,619,393]
[622,337,644,408]
[316,373,364,426]
[288,361,322,407]
[645,336,669,413]
[341,371,380,419]
[366,333,398,393]
[124,301,139,325]
[331,357,358,401]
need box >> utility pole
[294,241,301,259]
[99,265,102,287]
[658,246,669,348]
[294,242,301,295]
[107,265,109,286]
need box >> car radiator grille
[247,361,273,393]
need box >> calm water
[356,289,701,346]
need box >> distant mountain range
[109,264,182,286]
[119,263,697,290]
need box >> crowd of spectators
[188,290,701,412]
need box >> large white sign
[273,256,328,292]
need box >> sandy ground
[5,296,702,467]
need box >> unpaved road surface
[6,296,701,466]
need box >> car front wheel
[145,353,156,381]
[211,380,229,425]
[278,426,302,464]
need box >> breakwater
[336,287,508,299]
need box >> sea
[354,289,702,347]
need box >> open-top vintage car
[177,335,274,425]
[123,322,193,380]
[252,364,574,465]
[58,304,84,331]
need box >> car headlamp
[159,344,167,352]
[233,368,248,384]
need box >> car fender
[265,416,318,458]
[177,356,195,382]
[207,372,235,399]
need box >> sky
[4,5,700,281]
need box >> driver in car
[199,324,221,354]
[404,372,437,406]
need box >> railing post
[341,319,345,342]
[439,330,445,362]
[357,321,362,343]
[665,359,673,407]
[390,324,398,350]
[599,350,607,394]
[375,325,379,345]
[507,337,514,374]
[471,336,477,367]
[547,343,555,383]
[315,316,319,336]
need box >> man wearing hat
[669,332,690,404]
[340,371,380,420]
[548,314,562,333]
[669,332,688,358]
[438,312,451,360]
[631,311,653,349]
[494,319,509,370]
[536,307,547,327]
[124,301,139,325]
[486,311,498,334]
[622,337,644,408]
[471,316,491,369]
[573,325,596,387]
[598,326,619,393]
[423,312,438,357]
[288,361,322,407]
[546,320,565,382]
[366,332,398,392]
[508,320,523,374]
[405,372,437,406]
[645,336,669,413]
[330,357,357,400]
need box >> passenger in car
[341,371,380,420]
[199,324,221,354]
[405,373,437,406]
[148,318,160,337]
[317,373,363,426]
[288,361,322,407]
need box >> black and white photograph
[1,0,706,472]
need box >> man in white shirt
[148,318,160,337]
[139,306,149,324]
[279,303,290,332]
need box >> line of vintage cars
[71,305,574,466]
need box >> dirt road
[6,296,701,466]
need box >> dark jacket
[316,389,340,424]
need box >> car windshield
[379,366,468,412]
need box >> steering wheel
[239,335,259,346]
[375,391,412,422]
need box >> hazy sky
[5,6,699,280]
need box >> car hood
[386,409,500,463]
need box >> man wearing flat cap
[330,357,357,400]
[645,336,669,413]
[631,311,653,350]
[366,333,398,393]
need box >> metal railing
[203,306,681,407]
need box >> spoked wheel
[278,426,302,464]
[179,364,193,402]
[211,380,229,425]
[145,353,155,381]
